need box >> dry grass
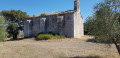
[0,35,119,58]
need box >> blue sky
[0,0,103,22]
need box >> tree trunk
[113,41,120,55]
[13,33,17,40]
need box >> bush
[36,34,54,40]
[54,34,66,39]
[0,16,8,42]
[36,33,66,40]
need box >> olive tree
[85,0,120,55]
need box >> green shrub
[36,33,66,40]
[36,34,54,40]
[0,16,8,42]
[54,34,66,39]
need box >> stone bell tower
[74,0,80,12]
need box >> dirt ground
[0,35,119,58]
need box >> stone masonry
[24,0,84,38]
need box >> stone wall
[74,11,84,38]
[32,18,40,36]
[24,13,75,38]
[24,19,32,37]
[63,13,74,37]
[45,15,58,33]
[40,18,46,33]
[45,13,74,37]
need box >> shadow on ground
[64,55,101,58]
[86,39,97,43]
[86,38,113,44]
[6,37,32,41]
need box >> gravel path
[0,36,119,58]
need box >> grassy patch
[54,34,66,39]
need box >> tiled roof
[27,10,75,18]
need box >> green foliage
[0,16,8,42]
[36,34,54,40]
[39,13,47,17]
[85,0,120,43]
[2,10,28,21]
[84,16,96,35]
[1,10,28,39]
[54,34,66,39]
[36,33,66,40]
[85,0,120,55]
[18,33,24,38]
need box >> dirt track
[0,36,119,58]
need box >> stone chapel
[24,0,84,38]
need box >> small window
[40,18,46,22]
[27,20,32,23]
[57,16,63,23]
